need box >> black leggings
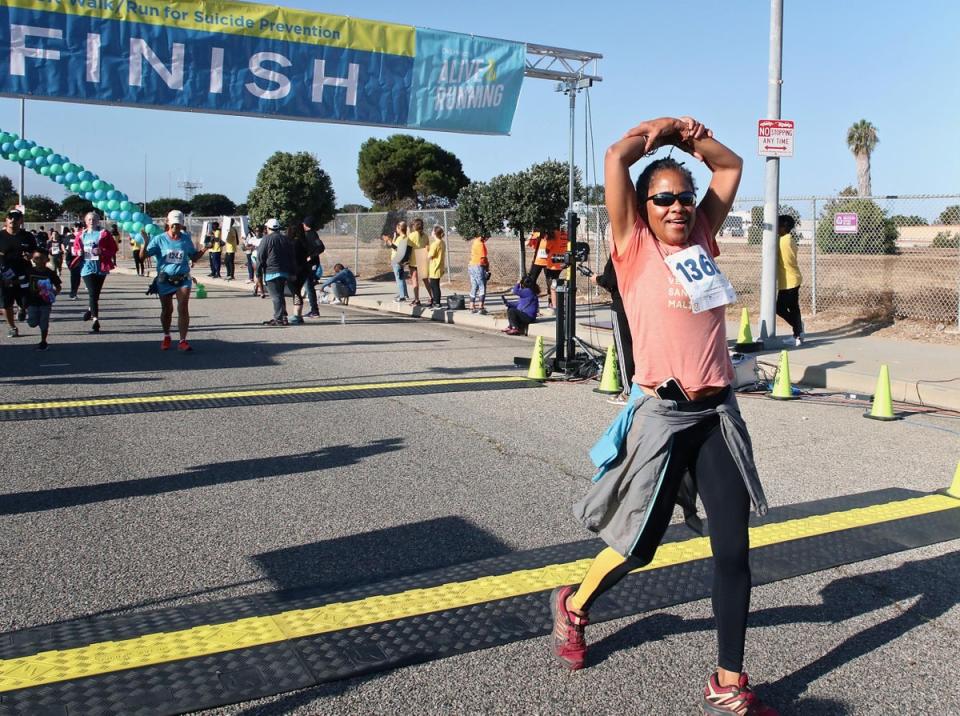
[507,306,533,332]
[427,277,442,306]
[133,254,145,275]
[68,263,82,297]
[776,287,803,337]
[83,274,106,317]
[576,411,751,672]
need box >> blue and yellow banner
[0,0,525,134]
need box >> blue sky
[1,0,958,210]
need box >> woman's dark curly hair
[634,157,697,218]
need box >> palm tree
[846,120,879,197]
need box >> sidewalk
[121,268,960,412]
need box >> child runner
[73,211,116,334]
[467,235,489,314]
[549,116,776,715]
[25,247,61,350]
[143,210,205,351]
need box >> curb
[113,268,960,412]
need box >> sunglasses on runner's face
[646,191,697,207]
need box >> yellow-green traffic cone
[946,462,960,500]
[733,308,762,352]
[768,350,798,400]
[195,284,207,299]
[527,335,547,382]
[593,344,622,395]
[863,364,899,421]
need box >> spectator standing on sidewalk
[302,216,325,317]
[223,222,239,280]
[382,220,410,303]
[426,226,446,309]
[257,218,294,325]
[467,235,489,314]
[775,214,804,346]
[407,218,428,306]
[205,221,222,278]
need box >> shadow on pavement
[589,551,960,714]
[0,438,404,515]
[254,516,513,594]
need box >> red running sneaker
[177,340,192,352]
[703,672,779,715]
[161,335,172,351]
[549,585,588,670]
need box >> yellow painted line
[1,493,957,692]
[0,377,530,412]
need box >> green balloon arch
[0,128,161,236]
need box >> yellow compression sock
[569,546,633,613]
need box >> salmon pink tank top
[611,209,733,393]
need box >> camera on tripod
[549,241,591,267]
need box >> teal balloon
[119,210,131,221]
[109,210,120,220]
[122,221,134,232]
[62,162,76,173]
[106,190,119,200]
[69,182,81,192]
[24,159,35,169]
[33,155,47,166]
[40,166,51,176]
[84,192,95,201]
[119,201,134,211]
[65,172,77,183]
[54,175,65,184]
[131,222,143,233]
[93,190,105,200]
[0,142,12,153]
[79,180,92,191]
[49,163,62,175]
[92,179,104,190]
[13,139,26,150]
[18,148,31,159]
[131,212,146,224]
[29,146,42,157]
[107,199,119,211]
[77,170,91,181]
[146,223,161,236]
[101,183,113,192]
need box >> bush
[931,231,960,249]
[816,196,898,254]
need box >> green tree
[816,194,898,254]
[338,203,369,213]
[936,205,960,224]
[146,197,192,217]
[61,194,95,219]
[235,203,248,215]
[454,181,501,239]
[357,134,468,210]
[931,231,959,248]
[0,175,16,209]
[889,214,928,226]
[190,193,236,216]
[246,151,336,228]
[846,120,879,197]
[23,195,61,222]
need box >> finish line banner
[0,0,526,134]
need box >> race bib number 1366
[666,244,737,314]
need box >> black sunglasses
[646,191,697,207]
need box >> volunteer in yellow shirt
[776,214,804,346]
[223,224,239,280]
[426,226,447,309]
[407,218,428,306]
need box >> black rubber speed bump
[1,488,958,715]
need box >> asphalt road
[1,273,958,715]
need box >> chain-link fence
[724,195,960,326]
[316,195,960,326]
[25,195,960,325]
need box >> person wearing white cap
[141,210,205,351]
[256,218,294,325]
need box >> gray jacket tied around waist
[572,390,768,558]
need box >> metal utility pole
[18,99,25,205]
[759,0,784,341]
